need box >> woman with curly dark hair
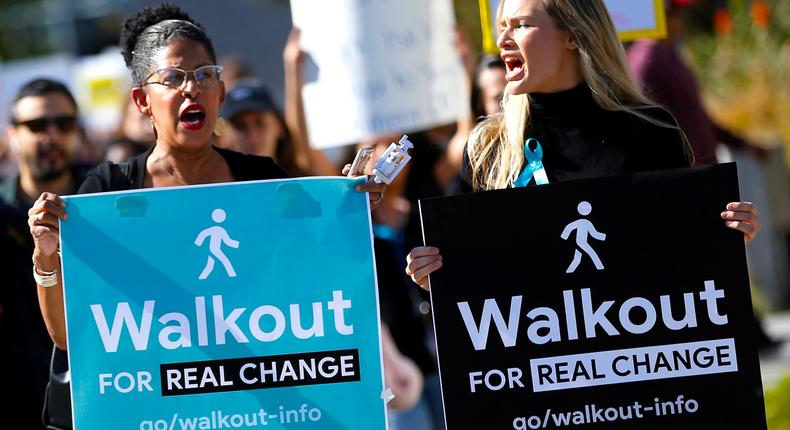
[28,4,384,428]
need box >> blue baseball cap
[221,83,276,119]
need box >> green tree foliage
[685,0,789,160]
[766,375,790,429]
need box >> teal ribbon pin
[514,138,549,187]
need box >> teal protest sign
[59,177,387,429]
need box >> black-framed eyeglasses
[142,65,223,89]
[12,116,77,134]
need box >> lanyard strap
[514,138,549,187]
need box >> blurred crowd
[0,2,783,430]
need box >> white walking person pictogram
[561,201,606,273]
[195,208,239,280]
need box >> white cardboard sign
[291,0,470,149]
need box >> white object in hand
[371,135,413,184]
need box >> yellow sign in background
[479,0,667,54]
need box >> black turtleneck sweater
[460,84,692,192]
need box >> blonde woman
[406,0,761,289]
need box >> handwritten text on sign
[290,0,470,148]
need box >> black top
[0,166,89,210]
[374,237,437,375]
[78,146,289,194]
[0,201,52,430]
[460,84,692,192]
[402,132,446,251]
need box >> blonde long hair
[468,0,680,190]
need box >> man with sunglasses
[0,78,88,430]
[2,78,88,211]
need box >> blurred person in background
[357,134,441,428]
[219,83,282,157]
[628,0,779,351]
[104,97,156,163]
[218,54,256,91]
[2,79,91,211]
[627,0,768,165]
[349,133,444,430]
[218,29,336,176]
[0,199,50,430]
[73,126,102,168]
[446,54,508,194]
[444,29,486,180]
[381,325,424,412]
[471,55,508,120]
[0,134,17,180]
[283,26,443,427]
[218,81,332,176]
[0,77,91,430]
[281,27,343,176]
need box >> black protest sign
[420,164,766,429]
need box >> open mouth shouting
[179,104,206,130]
[502,54,525,81]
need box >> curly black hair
[119,3,217,86]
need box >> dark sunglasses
[13,116,77,133]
